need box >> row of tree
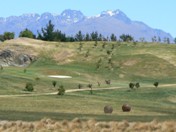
[0,20,134,42]
[0,20,175,43]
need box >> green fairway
[0,38,176,121]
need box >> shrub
[135,82,140,88]
[78,84,83,89]
[107,50,112,55]
[105,80,111,85]
[35,77,40,81]
[85,50,90,57]
[94,41,98,47]
[58,85,65,95]
[102,42,106,49]
[129,83,135,89]
[153,82,159,88]
[25,82,34,92]
[52,81,57,87]
[111,44,115,50]
[88,84,93,94]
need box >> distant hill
[0,9,173,42]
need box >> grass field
[0,38,176,122]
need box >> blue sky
[0,0,176,37]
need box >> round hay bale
[104,105,113,114]
[122,104,131,112]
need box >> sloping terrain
[1,38,176,93]
[0,38,176,122]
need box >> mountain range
[0,9,173,42]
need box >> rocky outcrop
[0,49,36,67]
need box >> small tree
[88,84,93,94]
[37,20,55,41]
[120,34,133,42]
[78,42,83,51]
[78,84,82,89]
[52,81,57,87]
[94,40,98,47]
[85,50,90,57]
[174,38,176,44]
[135,82,140,88]
[3,32,15,40]
[19,28,35,38]
[25,82,34,92]
[110,33,117,41]
[105,80,111,85]
[102,42,106,49]
[129,83,135,90]
[75,30,84,41]
[153,82,159,88]
[58,85,65,95]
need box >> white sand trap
[48,75,72,78]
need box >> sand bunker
[48,75,72,78]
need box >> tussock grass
[0,118,175,132]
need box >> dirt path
[0,86,122,98]
[0,84,175,98]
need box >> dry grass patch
[0,118,176,132]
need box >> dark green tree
[135,82,140,88]
[53,30,66,41]
[58,85,65,95]
[78,84,83,89]
[110,33,117,41]
[152,36,157,42]
[166,38,170,44]
[75,30,84,41]
[25,82,34,92]
[85,33,90,41]
[3,32,15,40]
[19,28,35,38]
[91,31,98,41]
[120,34,133,42]
[38,20,55,41]
[153,82,159,88]
[174,38,176,44]
[129,83,135,90]
[52,81,57,87]
[88,84,93,94]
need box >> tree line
[0,20,175,43]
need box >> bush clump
[58,85,65,95]
[25,82,34,92]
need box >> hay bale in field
[122,104,131,112]
[104,105,113,114]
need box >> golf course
[0,37,176,131]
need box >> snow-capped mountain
[0,9,173,41]
[59,9,85,24]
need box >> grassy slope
[0,38,176,121]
